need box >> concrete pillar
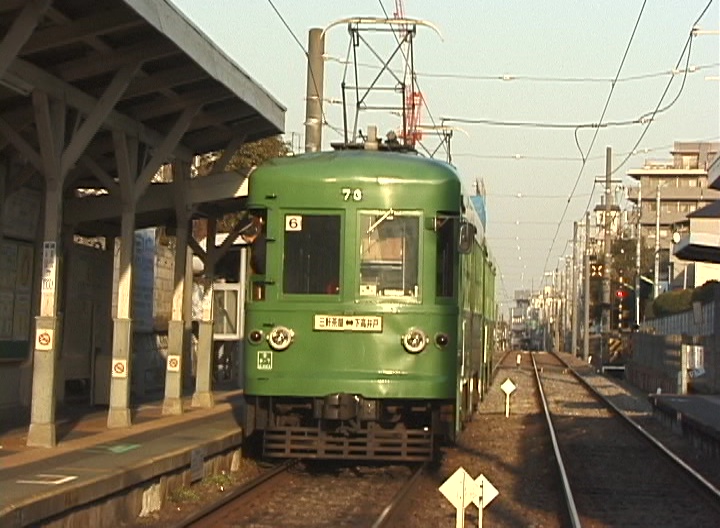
[304,28,325,152]
[107,206,135,428]
[162,216,189,415]
[182,246,194,390]
[26,185,62,447]
[192,218,215,408]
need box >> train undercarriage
[243,394,455,461]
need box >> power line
[326,55,720,85]
[490,193,592,199]
[453,137,720,164]
[440,116,645,130]
[539,0,649,288]
[414,63,720,84]
[610,0,716,177]
[265,0,345,141]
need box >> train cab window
[435,216,456,297]
[283,214,341,295]
[241,210,267,301]
[359,211,419,298]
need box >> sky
[170,0,719,316]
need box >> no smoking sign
[35,329,54,351]
[167,354,181,372]
[111,359,128,378]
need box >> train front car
[242,149,482,461]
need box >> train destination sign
[313,315,382,332]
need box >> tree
[608,237,654,286]
[194,136,289,233]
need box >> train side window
[283,214,341,295]
[359,212,419,298]
[435,216,456,297]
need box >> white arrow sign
[472,474,499,528]
[439,467,482,528]
[500,378,517,418]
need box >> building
[675,152,720,266]
[510,290,531,350]
[627,141,720,289]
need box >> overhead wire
[325,55,719,85]
[265,0,343,141]
[609,0,716,177]
[536,0,649,288]
[554,0,716,270]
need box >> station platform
[649,393,720,444]
[557,351,720,460]
[0,389,244,528]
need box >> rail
[531,353,582,528]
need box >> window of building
[283,214,341,295]
[681,155,699,170]
[359,211,419,299]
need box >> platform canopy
[0,0,285,233]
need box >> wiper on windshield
[366,208,395,234]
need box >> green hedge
[650,280,719,318]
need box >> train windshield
[359,211,419,298]
[283,214,341,295]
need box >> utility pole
[304,28,325,152]
[553,269,560,353]
[635,185,642,326]
[571,222,578,356]
[602,147,613,365]
[653,183,661,298]
[583,211,590,361]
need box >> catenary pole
[653,184,661,298]
[583,211,590,361]
[635,184,642,326]
[602,147,612,364]
[571,221,578,355]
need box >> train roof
[253,150,461,183]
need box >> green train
[242,143,496,461]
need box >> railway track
[170,459,426,527]
[532,352,720,526]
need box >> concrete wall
[630,286,720,394]
[111,229,176,397]
[0,229,178,422]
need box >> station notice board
[0,187,40,362]
[0,239,34,361]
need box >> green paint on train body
[243,150,495,421]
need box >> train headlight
[402,328,428,354]
[267,326,294,351]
